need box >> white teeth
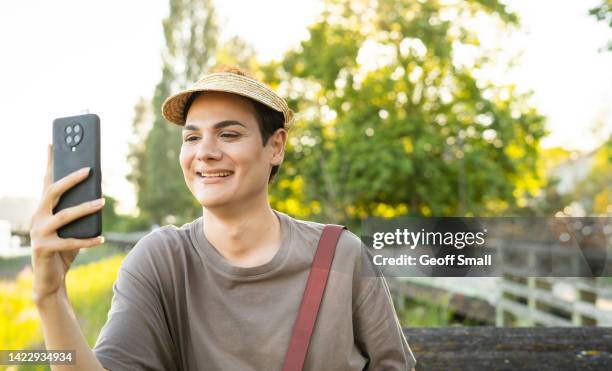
[198,171,232,177]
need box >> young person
[31,66,417,370]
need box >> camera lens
[66,136,73,144]
[74,125,81,133]
[74,134,81,142]
[66,126,72,134]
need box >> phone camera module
[64,123,84,146]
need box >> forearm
[35,287,106,371]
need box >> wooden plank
[500,280,602,316]
[497,299,573,326]
[558,277,612,296]
[499,279,612,325]
[404,327,612,370]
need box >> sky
[0,0,610,215]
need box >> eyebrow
[182,120,246,132]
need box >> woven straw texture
[162,72,294,128]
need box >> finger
[52,235,105,252]
[46,198,105,232]
[59,236,105,251]
[44,167,91,208]
[32,235,105,255]
[43,144,52,190]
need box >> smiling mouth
[196,171,234,178]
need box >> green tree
[101,195,151,232]
[214,35,259,72]
[101,195,121,232]
[590,0,612,51]
[269,0,546,228]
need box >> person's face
[179,91,286,210]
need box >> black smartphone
[52,113,102,238]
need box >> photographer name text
[372,254,492,267]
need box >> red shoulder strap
[282,224,347,371]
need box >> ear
[269,128,288,166]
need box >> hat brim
[161,73,294,127]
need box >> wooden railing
[404,327,612,370]
[497,276,612,326]
[495,240,612,326]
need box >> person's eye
[184,135,199,142]
[220,132,240,139]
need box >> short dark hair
[182,84,286,183]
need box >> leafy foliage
[268,0,546,230]
[590,0,612,27]
[102,196,150,232]
[589,0,612,51]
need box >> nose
[195,135,223,161]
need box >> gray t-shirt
[93,210,416,370]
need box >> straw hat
[161,71,294,128]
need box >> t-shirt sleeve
[353,249,417,370]
[93,233,178,371]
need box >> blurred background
[1,0,611,366]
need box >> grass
[0,249,125,371]
[397,299,454,328]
